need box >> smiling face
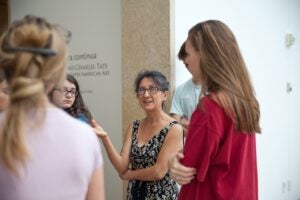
[51,79,77,109]
[136,77,167,112]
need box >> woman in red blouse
[169,20,261,200]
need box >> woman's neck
[192,77,202,86]
[144,110,170,124]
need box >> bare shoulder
[124,122,134,139]
[168,122,183,136]
[164,121,184,148]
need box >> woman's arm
[120,124,183,181]
[92,120,132,174]
[86,167,105,200]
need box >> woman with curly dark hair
[49,74,92,124]
[95,70,183,199]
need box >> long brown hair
[0,15,69,175]
[64,74,92,123]
[188,20,261,133]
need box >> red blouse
[179,96,258,200]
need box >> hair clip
[3,47,57,57]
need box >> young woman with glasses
[93,70,183,199]
[49,74,92,124]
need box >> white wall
[10,1,123,199]
[175,0,300,199]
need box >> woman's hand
[91,119,108,139]
[168,152,196,185]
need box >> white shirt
[170,78,201,120]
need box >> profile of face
[136,77,167,111]
[0,80,9,111]
[51,79,78,109]
[184,39,202,82]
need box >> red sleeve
[181,99,223,182]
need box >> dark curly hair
[134,70,169,111]
[134,70,169,93]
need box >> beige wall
[122,0,175,132]
[121,0,174,198]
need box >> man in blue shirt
[170,42,201,135]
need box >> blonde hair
[188,20,261,133]
[0,15,69,175]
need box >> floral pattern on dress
[126,120,179,200]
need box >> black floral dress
[126,120,179,200]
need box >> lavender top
[0,107,103,200]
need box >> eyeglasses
[54,88,78,97]
[136,87,161,95]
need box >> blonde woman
[0,15,105,200]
